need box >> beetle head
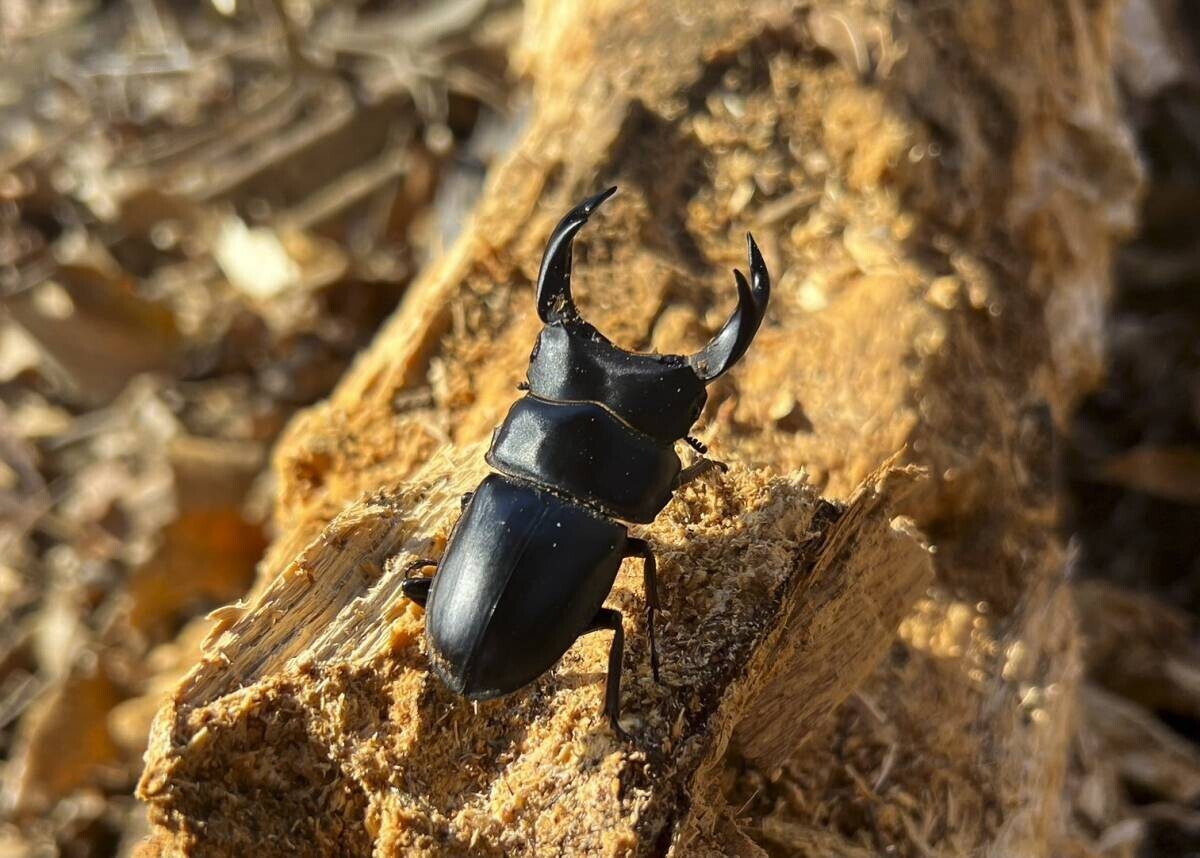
[529,187,771,441]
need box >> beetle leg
[460,491,474,510]
[399,557,438,607]
[400,576,433,607]
[585,607,631,741]
[672,457,729,489]
[625,538,662,683]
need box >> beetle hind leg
[625,538,662,683]
[400,577,432,607]
[399,557,438,607]
[585,607,631,741]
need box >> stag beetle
[400,187,770,737]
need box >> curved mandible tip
[688,233,770,382]
[535,186,618,323]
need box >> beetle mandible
[400,186,770,738]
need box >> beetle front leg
[625,538,662,683]
[673,457,729,489]
[586,607,631,741]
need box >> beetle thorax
[525,320,708,443]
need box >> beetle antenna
[688,233,770,382]
[536,186,618,323]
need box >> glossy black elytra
[401,187,770,738]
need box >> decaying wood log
[137,0,1139,854]
[138,444,927,855]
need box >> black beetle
[400,187,770,737]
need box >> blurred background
[0,0,1198,855]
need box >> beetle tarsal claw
[687,232,771,383]
[535,185,618,323]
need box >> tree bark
[137,0,1138,855]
